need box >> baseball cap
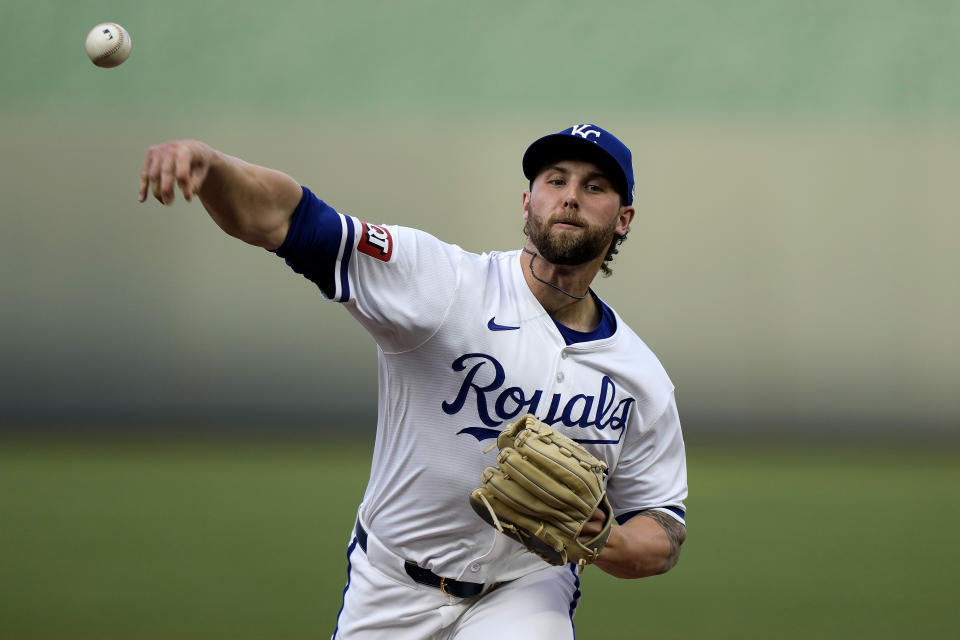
[522,124,634,205]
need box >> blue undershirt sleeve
[270,186,345,298]
[615,506,686,526]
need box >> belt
[354,519,487,598]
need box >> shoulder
[613,310,666,363]
[596,301,671,374]
[445,245,520,278]
[460,246,519,265]
[357,223,470,268]
[605,306,676,400]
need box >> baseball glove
[469,414,613,566]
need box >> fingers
[579,508,608,538]
[138,141,205,205]
[176,144,194,201]
[138,153,151,202]
[159,151,176,204]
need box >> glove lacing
[476,492,504,533]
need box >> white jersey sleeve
[273,186,464,353]
[606,392,688,524]
[340,221,465,353]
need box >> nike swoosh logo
[457,426,501,441]
[487,317,520,331]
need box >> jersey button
[470,563,480,572]
[561,351,568,360]
[556,372,564,383]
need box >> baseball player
[138,123,688,639]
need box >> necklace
[522,248,590,301]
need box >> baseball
[85,23,132,68]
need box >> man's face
[522,160,634,267]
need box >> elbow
[624,547,684,580]
[652,524,686,576]
[223,219,289,251]
[655,546,683,576]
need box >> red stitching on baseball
[94,25,126,63]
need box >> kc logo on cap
[522,123,634,205]
[568,124,603,141]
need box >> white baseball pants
[331,521,581,639]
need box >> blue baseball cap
[522,124,634,205]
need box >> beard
[524,210,619,267]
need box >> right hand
[138,140,216,205]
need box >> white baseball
[85,23,132,68]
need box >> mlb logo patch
[358,222,393,261]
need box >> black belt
[354,519,487,598]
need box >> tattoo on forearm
[638,510,687,574]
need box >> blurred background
[1,1,958,638]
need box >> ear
[521,190,531,220]
[616,205,635,236]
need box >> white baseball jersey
[275,187,687,585]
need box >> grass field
[1,436,957,639]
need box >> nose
[562,185,579,209]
